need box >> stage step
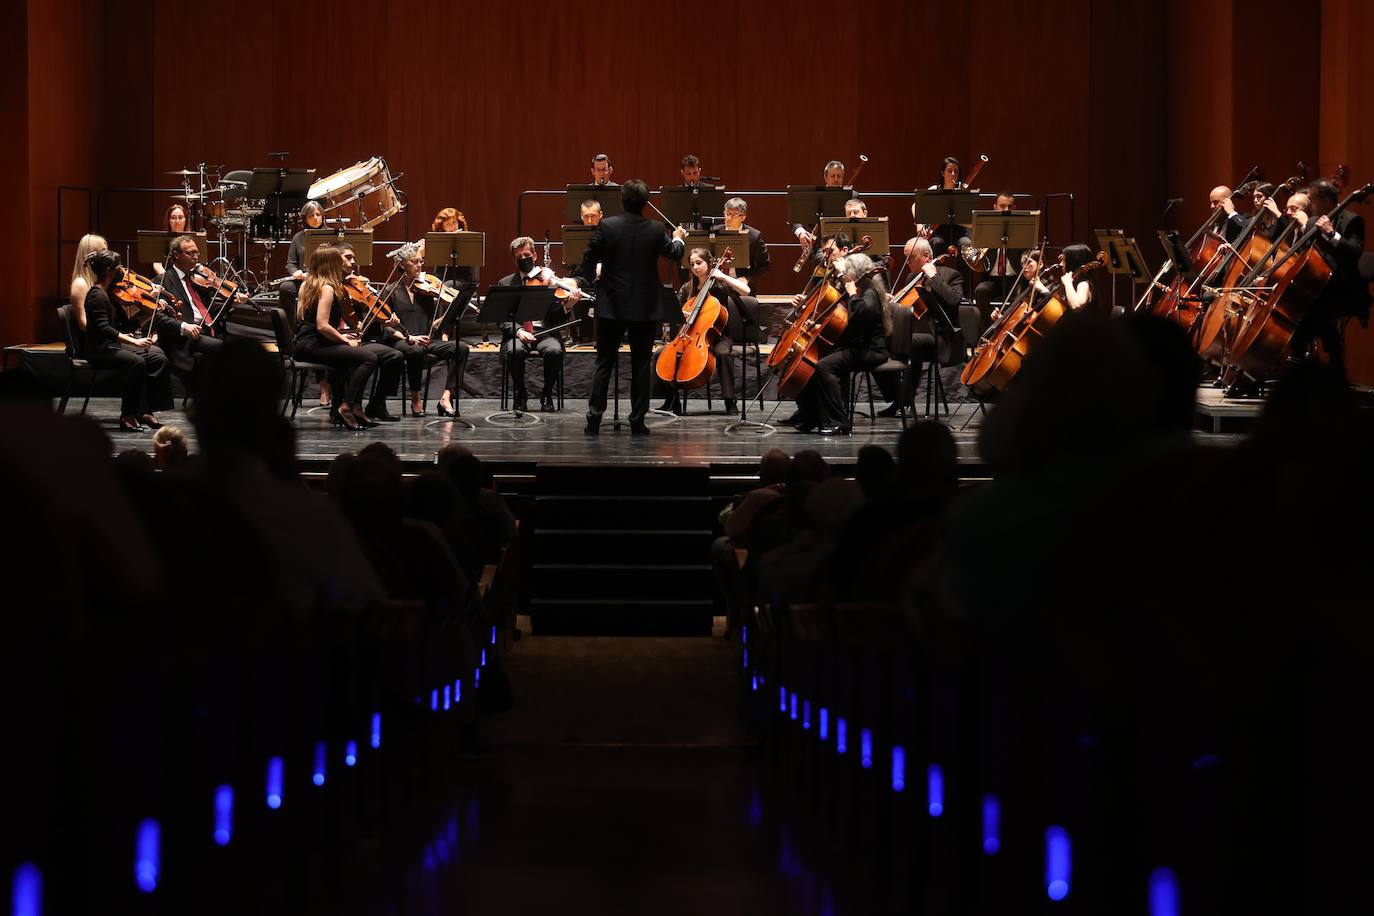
[526,465,719,635]
[526,598,717,636]
[532,529,714,563]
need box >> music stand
[565,185,623,222]
[785,186,851,228]
[137,230,208,267]
[659,187,726,229]
[246,167,314,242]
[479,285,556,424]
[679,230,751,268]
[914,190,980,235]
[1157,230,1193,276]
[561,225,598,267]
[305,228,373,265]
[970,210,1041,312]
[819,217,889,256]
[1094,229,1152,314]
[424,231,484,273]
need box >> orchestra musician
[496,237,577,412]
[793,252,890,435]
[155,234,237,376]
[990,249,1046,325]
[721,197,772,286]
[656,247,751,416]
[579,179,689,435]
[779,233,851,427]
[591,153,617,187]
[330,242,406,421]
[152,204,190,277]
[580,200,604,226]
[430,207,479,285]
[843,198,868,218]
[678,154,714,189]
[79,249,173,432]
[69,233,109,332]
[1035,243,1099,312]
[792,160,847,251]
[920,156,974,252]
[281,200,330,406]
[1297,178,1368,376]
[880,236,965,417]
[971,192,1025,330]
[1210,184,1251,243]
[293,245,384,431]
[386,242,472,417]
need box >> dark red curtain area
[10,0,1373,382]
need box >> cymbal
[165,168,200,176]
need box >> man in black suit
[879,236,964,417]
[1302,178,1369,375]
[972,192,1026,331]
[591,153,618,187]
[579,179,688,434]
[156,235,233,376]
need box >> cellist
[779,233,851,427]
[793,253,890,436]
[655,247,750,415]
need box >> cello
[774,256,887,400]
[771,236,873,373]
[655,249,735,389]
[1228,180,1373,379]
[890,246,959,318]
[960,252,1107,397]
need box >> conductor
[579,179,689,435]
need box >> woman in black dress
[81,250,172,432]
[294,245,383,430]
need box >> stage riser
[532,530,714,564]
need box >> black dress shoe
[657,397,677,413]
[540,394,556,412]
[514,394,529,413]
[366,405,401,422]
[778,411,803,427]
[724,398,738,415]
[796,421,817,433]
[876,402,903,419]
[630,421,651,436]
[816,424,850,436]
[583,418,600,436]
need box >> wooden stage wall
[11,0,1374,384]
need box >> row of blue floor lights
[10,637,500,907]
[767,680,1182,908]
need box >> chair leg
[80,369,94,416]
[58,371,73,414]
[897,368,909,428]
[865,371,876,423]
[422,361,434,413]
[292,369,308,419]
[558,359,565,411]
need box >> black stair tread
[534,529,714,536]
[530,597,716,606]
[535,494,712,502]
[532,563,712,571]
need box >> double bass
[890,246,959,318]
[961,252,1107,396]
[655,249,734,389]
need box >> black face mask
[517,256,535,273]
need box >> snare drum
[308,157,403,229]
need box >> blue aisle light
[266,757,284,810]
[371,712,382,749]
[890,747,906,792]
[1149,867,1179,916]
[313,741,327,787]
[490,625,497,646]
[442,684,451,711]
[344,741,358,767]
[819,707,829,741]
[926,763,943,813]
[860,729,873,769]
[430,689,439,712]
[789,693,798,722]
[454,680,462,704]
[214,785,234,846]
[12,862,42,916]
[836,718,848,754]
[134,819,160,893]
[982,794,1001,854]
[802,699,811,730]
[1045,826,1072,901]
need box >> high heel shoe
[118,415,145,433]
[437,400,458,417]
[353,410,380,429]
[332,407,363,431]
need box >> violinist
[333,242,406,421]
[385,242,471,417]
[881,236,965,417]
[69,233,109,331]
[154,234,235,374]
[972,192,1026,330]
[794,253,890,436]
[1297,178,1368,375]
[1035,244,1099,312]
[293,245,382,431]
[591,153,617,187]
[496,237,576,412]
[656,247,750,415]
[80,250,173,433]
[792,160,847,250]
[152,204,190,277]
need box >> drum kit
[167,157,405,292]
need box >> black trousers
[88,342,170,417]
[798,347,885,428]
[589,318,656,424]
[653,335,736,401]
[974,276,1017,331]
[427,339,469,394]
[501,334,563,397]
[296,340,396,405]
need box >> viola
[191,264,238,300]
[656,249,735,389]
[411,271,446,296]
[891,246,959,318]
[112,268,179,329]
[342,274,394,334]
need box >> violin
[112,268,179,329]
[656,249,734,389]
[191,264,239,301]
[890,246,959,318]
[342,274,395,333]
[411,271,446,296]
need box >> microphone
[268,151,289,160]
[1160,198,1182,221]
[703,175,722,182]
